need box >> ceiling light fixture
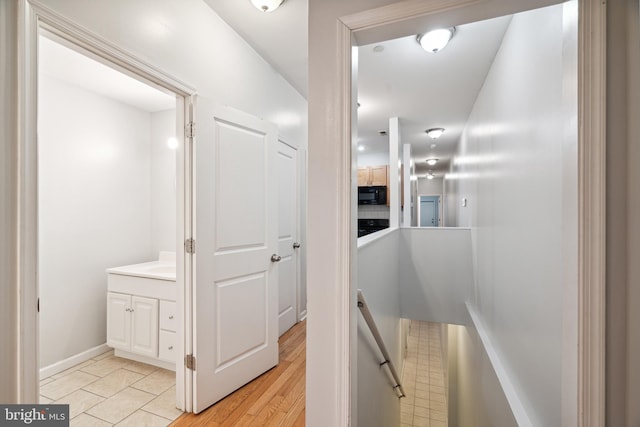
[426,128,445,139]
[426,158,439,166]
[358,145,365,152]
[417,28,455,53]
[251,0,284,12]
[427,172,435,180]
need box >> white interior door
[193,98,279,413]
[277,141,298,336]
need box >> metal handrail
[357,289,405,398]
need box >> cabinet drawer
[159,300,177,332]
[158,330,176,362]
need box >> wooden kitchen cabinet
[358,165,388,186]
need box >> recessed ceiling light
[358,145,365,151]
[426,158,438,166]
[417,28,455,53]
[431,143,437,149]
[426,128,445,139]
[251,0,284,12]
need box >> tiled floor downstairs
[39,350,182,426]
[401,320,448,427]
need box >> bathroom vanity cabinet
[107,292,158,358]
[106,291,177,371]
[106,254,177,371]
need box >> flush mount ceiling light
[358,145,365,152]
[251,0,284,12]
[427,172,435,180]
[417,28,455,53]
[426,128,445,139]
[426,158,439,166]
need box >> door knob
[293,242,301,249]
[271,254,282,262]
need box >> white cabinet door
[277,141,298,336]
[193,99,279,413]
[159,330,176,362]
[107,292,131,350]
[130,296,158,358]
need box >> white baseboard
[298,309,307,322]
[40,343,110,380]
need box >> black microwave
[358,186,387,205]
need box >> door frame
[328,0,605,425]
[417,194,441,228]
[18,0,196,410]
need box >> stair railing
[357,289,405,398]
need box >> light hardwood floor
[171,320,306,427]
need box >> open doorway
[418,195,441,227]
[36,29,189,423]
[354,3,580,426]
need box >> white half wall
[357,231,402,427]
[398,228,473,325]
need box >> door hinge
[185,354,196,370]
[186,121,195,138]
[185,238,195,254]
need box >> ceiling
[204,1,512,178]
[357,16,511,176]
[39,36,176,113]
[202,0,309,98]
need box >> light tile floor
[401,321,448,427]
[39,350,182,426]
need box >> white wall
[357,232,402,427]
[357,151,389,166]
[38,75,160,368]
[150,109,177,255]
[606,1,640,425]
[416,177,443,196]
[398,228,473,325]
[447,5,575,425]
[443,171,458,227]
[447,322,518,427]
